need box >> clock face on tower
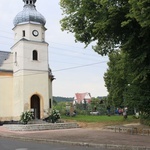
[32,30,39,37]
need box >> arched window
[23,30,25,37]
[33,50,38,60]
[15,52,17,63]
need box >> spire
[13,0,46,26]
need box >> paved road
[0,137,105,150]
[0,126,150,150]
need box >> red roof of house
[74,93,91,103]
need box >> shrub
[54,102,66,115]
[140,113,150,126]
[20,111,34,124]
[45,109,61,123]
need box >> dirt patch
[77,122,106,129]
[77,122,124,129]
[77,122,150,135]
[62,119,112,129]
[124,123,150,134]
[76,121,150,134]
[62,119,149,133]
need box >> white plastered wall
[12,70,51,120]
[0,75,13,121]
[22,71,50,119]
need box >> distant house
[73,93,92,105]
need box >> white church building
[0,0,54,122]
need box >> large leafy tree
[105,49,150,116]
[104,50,128,107]
[60,0,150,117]
[60,0,131,55]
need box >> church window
[42,33,45,41]
[15,52,17,64]
[33,50,38,60]
[23,30,25,37]
[49,99,52,108]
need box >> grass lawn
[62,115,139,125]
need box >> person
[107,105,111,116]
[118,108,123,115]
[115,108,119,115]
[94,106,97,112]
[123,107,128,119]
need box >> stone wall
[3,122,79,131]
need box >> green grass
[62,115,139,124]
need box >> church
[0,0,54,122]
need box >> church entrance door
[31,95,40,119]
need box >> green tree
[60,0,131,55]
[90,97,100,111]
[60,0,150,119]
[104,51,135,109]
[54,102,66,115]
[104,50,126,107]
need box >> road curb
[0,134,150,150]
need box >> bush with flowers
[45,109,61,123]
[20,110,34,124]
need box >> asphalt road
[0,137,105,150]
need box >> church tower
[11,0,53,120]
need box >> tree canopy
[104,50,128,107]
[60,0,149,54]
[60,0,150,118]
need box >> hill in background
[53,96,74,103]
[53,96,107,103]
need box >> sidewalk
[0,126,150,150]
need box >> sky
[0,0,108,97]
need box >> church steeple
[13,0,46,27]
